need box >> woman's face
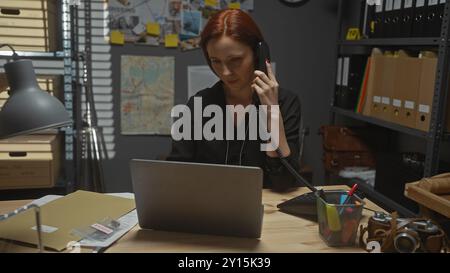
[206,35,255,91]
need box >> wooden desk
[0,185,384,253]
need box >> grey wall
[104,0,338,192]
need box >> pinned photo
[135,35,160,46]
[180,36,201,51]
[168,0,182,20]
[185,0,204,10]
[181,9,202,36]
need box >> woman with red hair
[168,9,301,191]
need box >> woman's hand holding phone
[252,60,279,106]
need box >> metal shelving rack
[338,37,441,46]
[331,106,429,138]
[0,0,76,197]
[330,0,450,178]
[331,0,450,177]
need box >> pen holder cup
[315,190,365,247]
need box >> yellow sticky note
[228,2,240,9]
[205,0,218,7]
[165,34,179,48]
[147,23,160,36]
[346,28,361,40]
[370,21,376,34]
[110,30,124,45]
[326,204,342,231]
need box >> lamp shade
[0,59,72,139]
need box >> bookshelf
[338,37,440,46]
[0,0,76,198]
[330,0,450,178]
[331,106,429,138]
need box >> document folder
[0,190,135,251]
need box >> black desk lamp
[0,44,72,252]
[0,44,72,139]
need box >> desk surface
[0,185,383,253]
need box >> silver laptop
[130,159,264,238]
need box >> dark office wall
[104,0,338,192]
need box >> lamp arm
[0,203,43,252]
[0,44,19,60]
[0,44,19,92]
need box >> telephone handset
[255,41,271,74]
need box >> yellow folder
[0,190,135,251]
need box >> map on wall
[121,55,175,135]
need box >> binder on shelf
[340,57,351,108]
[436,0,446,37]
[392,0,403,37]
[426,0,444,37]
[412,0,427,37]
[415,51,438,131]
[391,50,422,128]
[335,55,368,110]
[361,0,374,38]
[373,0,385,38]
[335,57,344,107]
[384,0,395,37]
[400,0,416,37]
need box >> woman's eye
[228,58,242,67]
[211,59,220,64]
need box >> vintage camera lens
[394,232,419,253]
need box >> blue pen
[339,184,358,215]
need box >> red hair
[200,9,265,69]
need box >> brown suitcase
[320,126,376,173]
[320,126,372,152]
[323,151,376,173]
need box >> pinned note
[147,22,160,36]
[165,34,179,48]
[346,28,361,40]
[110,31,124,45]
[205,0,218,8]
[228,2,241,9]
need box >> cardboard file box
[363,48,384,117]
[378,53,396,122]
[0,134,61,189]
[0,0,58,52]
[364,49,396,121]
[391,50,421,129]
[415,52,438,132]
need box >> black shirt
[167,81,302,191]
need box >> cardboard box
[378,53,396,122]
[0,134,61,189]
[391,50,421,129]
[416,52,438,132]
[0,0,58,52]
[364,49,396,122]
[363,48,384,117]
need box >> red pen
[339,184,358,214]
